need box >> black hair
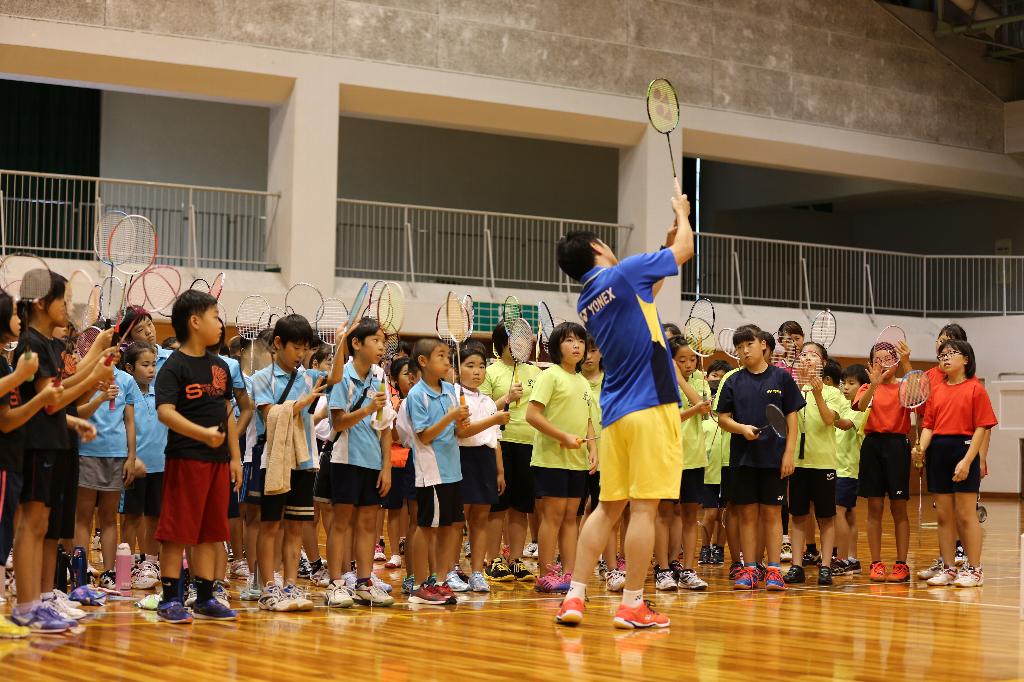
[120,305,152,336]
[491,321,510,357]
[345,317,382,357]
[0,293,15,342]
[257,327,276,350]
[584,335,604,371]
[938,323,967,342]
[938,339,976,379]
[389,356,412,384]
[17,271,67,336]
[801,341,829,363]
[547,321,587,371]
[170,290,218,342]
[412,337,448,371]
[663,322,682,339]
[732,324,763,347]
[459,340,488,366]
[778,320,804,337]
[121,342,157,372]
[273,313,317,348]
[707,359,732,375]
[310,346,332,367]
[161,336,178,350]
[556,231,599,282]
[842,363,869,386]
[822,359,842,386]
[399,340,413,358]
[668,334,689,357]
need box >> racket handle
[376,380,385,421]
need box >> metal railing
[0,170,279,271]
[680,232,1024,317]
[336,199,630,291]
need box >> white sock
[622,588,643,607]
[41,591,55,601]
[566,581,587,602]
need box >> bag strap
[277,371,298,405]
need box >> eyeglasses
[936,351,962,362]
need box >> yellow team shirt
[529,365,597,471]
[481,361,541,446]
[836,401,869,479]
[795,384,847,470]
[680,373,710,470]
[701,418,721,484]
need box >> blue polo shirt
[80,367,141,458]
[155,346,173,375]
[406,379,461,486]
[327,361,386,470]
[134,383,167,473]
[577,249,680,427]
[251,362,316,470]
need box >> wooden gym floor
[3,499,1023,682]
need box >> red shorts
[155,458,230,545]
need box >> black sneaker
[711,545,725,565]
[818,566,833,586]
[297,556,312,580]
[845,559,862,574]
[830,558,847,576]
[697,546,712,565]
[802,550,822,567]
[783,565,806,584]
[668,560,685,583]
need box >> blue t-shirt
[80,368,141,457]
[155,346,173,375]
[134,383,167,473]
[251,363,316,470]
[406,379,461,486]
[715,365,805,469]
[577,249,680,427]
[328,361,386,471]
[220,355,245,417]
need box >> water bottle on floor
[115,543,133,595]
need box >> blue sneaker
[10,605,73,634]
[157,600,193,624]
[445,570,469,593]
[401,575,416,595]
[68,585,107,606]
[193,598,238,621]
[468,571,489,593]
[733,567,756,590]
[765,566,786,591]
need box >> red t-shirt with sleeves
[922,378,998,436]
[854,382,911,434]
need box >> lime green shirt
[681,374,709,470]
[795,384,846,470]
[585,372,604,436]
[481,361,540,445]
[529,365,597,471]
[701,419,721,484]
[711,367,742,413]
[836,401,869,479]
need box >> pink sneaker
[535,566,568,594]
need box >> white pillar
[617,126,684,325]
[267,74,338,292]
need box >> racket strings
[108,215,157,274]
[501,296,522,326]
[809,310,837,347]
[285,283,325,323]
[683,317,714,357]
[317,298,349,347]
[375,282,406,335]
[646,78,680,134]
[236,296,271,341]
[717,327,738,360]
[688,297,715,328]
[507,318,534,363]
[899,371,931,408]
[441,293,470,344]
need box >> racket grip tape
[106,354,118,411]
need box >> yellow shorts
[598,404,682,501]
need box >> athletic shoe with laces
[697,546,712,565]
[445,570,470,593]
[829,558,847,576]
[869,561,888,582]
[156,600,193,625]
[228,560,250,580]
[409,583,447,605]
[606,569,626,592]
[369,572,393,594]
[678,569,708,591]
[354,580,394,606]
[184,583,198,607]
[486,557,515,582]
[733,567,756,590]
[523,542,539,558]
[765,566,786,591]
[613,600,670,629]
[135,593,160,610]
[213,581,231,608]
[374,543,386,562]
[783,565,806,584]
[596,559,608,579]
[193,597,237,621]
[45,591,86,620]
[258,583,290,611]
[711,545,725,565]
[0,617,30,639]
[402,575,416,595]
[384,554,402,569]
[953,564,983,588]
[453,564,469,583]
[927,566,958,586]
[615,556,626,572]
[310,563,331,588]
[297,556,313,580]
[555,596,585,625]
[954,542,966,567]
[325,580,355,607]
[535,566,567,594]
[433,579,458,604]
[468,571,489,592]
[341,571,357,589]
[668,560,685,584]
[844,559,862,575]
[285,584,315,611]
[240,574,260,601]
[132,560,160,589]
[818,565,833,586]
[728,561,744,580]
[887,562,910,583]
[780,536,793,562]
[802,550,822,567]
[99,570,117,590]
[509,558,535,582]
[68,584,106,606]
[918,558,945,580]
[654,567,677,591]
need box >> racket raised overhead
[346,282,370,330]
[374,281,405,335]
[646,78,680,179]
[284,282,325,323]
[316,297,349,351]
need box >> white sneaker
[229,560,250,579]
[341,571,357,590]
[354,580,394,607]
[917,558,945,580]
[781,535,793,563]
[445,570,470,593]
[184,583,197,607]
[654,569,677,591]
[240,574,260,601]
[310,563,331,588]
[131,560,160,589]
[606,569,626,592]
[46,591,87,620]
[258,583,289,611]
[373,543,386,562]
[523,543,539,558]
[282,584,314,611]
[953,565,984,588]
[384,554,402,569]
[369,572,393,594]
[325,580,354,608]
[926,566,958,586]
[679,569,708,591]
[213,581,231,608]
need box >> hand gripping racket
[900,369,931,469]
[794,349,824,459]
[757,404,788,439]
[874,325,906,370]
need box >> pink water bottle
[115,543,133,595]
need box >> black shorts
[120,471,164,518]
[679,468,705,504]
[313,450,332,504]
[789,467,837,518]
[836,476,858,509]
[416,482,464,528]
[330,462,381,507]
[382,461,415,510]
[227,473,240,519]
[241,462,263,505]
[858,433,911,500]
[460,446,499,506]
[720,467,732,505]
[533,467,587,499]
[260,469,316,522]
[492,442,535,514]
[0,470,22,560]
[577,472,601,516]
[21,450,77,540]
[730,465,787,506]
[701,483,722,509]
[927,435,981,495]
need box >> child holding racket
[834,364,869,575]
[525,322,598,594]
[455,341,509,592]
[913,340,996,587]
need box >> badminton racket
[75,326,104,360]
[461,294,474,336]
[67,270,100,334]
[757,404,788,439]
[537,300,556,354]
[646,78,681,179]
[284,282,325,324]
[209,272,226,301]
[316,298,349,353]
[502,317,535,428]
[95,209,126,302]
[809,309,837,349]
[688,296,715,329]
[683,316,715,396]
[236,295,270,375]
[97,275,125,322]
[436,291,470,406]
[376,332,402,421]
[773,331,798,367]
[0,253,53,304]
[717,327,738,360]
[793,349,824,459]
[141,265,181,316]
[108,214,157,317]
[189,278,210,293]
[874,325,906,370]
[346,282,370,331]
[899,369,931,469]
[502,295,522,326]
[374,282,405,335]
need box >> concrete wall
[4,0,1005,153]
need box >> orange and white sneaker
[887,562,910,583]
[869,561,888,582]
[613,600,670,629]
[555,596,585,625]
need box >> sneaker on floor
[711,545,726,565]
[135,593,160,611]
[228,560,250,580]
[535,566,568,594]
[258,584,289,612]
[765,566,786,591]
[462,540,471,558]
[780,536,792,563]
[297,556,313,580]
[325,580,355,608]
[829,559,847,576]
[240,574,260,601]
[445,570,470,593]
[596,559,608,579]
[668,560,685,584]
[917,558,945,580]
[213,581,231,608]
[654,567,677,591]
[927,566,958,586]
[384,555,402,569]
[283,584,314,611]
[802,550,822,567]
[374,543,386,563]
[432,580,458,605]
[156,600,193,625]
[728,561,745,581]
[953,565,983,588]
[869,561,888,582]
[132,560,160,589]
[697,546,712,565]
[486,557,515,582]
[783,565,806,584]
[370,572,393,594]
[184,583,198,608]
[99,570,117,590]
[401,575,416,595]
[341,571,357,590]
[45,592,86,620]
[193,598,238,621]
[887,562,910,583]
[555,596,585,625]
[954,542,966,568]
[523,542,539,558]
[453,564,469,583]
[509,559,535,582]
[845,559,862,575]
[310,564,331,588]
[0,617,29,639]
[613,600,670,629]
[68,585,106,606]
[354,580,394,606]
[615,556,626,572]
[409,583,448,605]
[818,566,833,586]
[468,572,490,593]
[606,569,626,593]
[733,567,756,590]
[678,569,708,591]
